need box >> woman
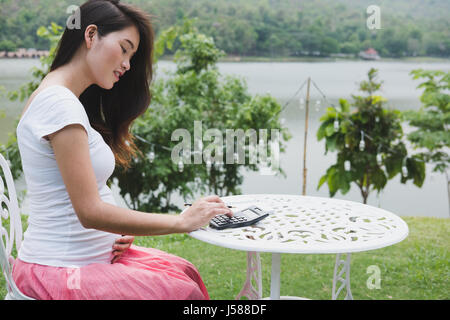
[12,0,233,300]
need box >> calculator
[209,205,270,230]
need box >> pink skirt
[12,245,209,300]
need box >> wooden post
[302,77,311,196]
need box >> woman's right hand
[178,195,233,232]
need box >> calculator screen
[240,208,259,219]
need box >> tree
[320,36,339,56]
[0,20,291,213]
[317,68,425,204]
[7,23,63,102]
[0,39,17,52]
[112,20,291,212]
[1,0,449,58]
[0,22,63,185]
[403,69,450,211]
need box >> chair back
[0,152,33,299]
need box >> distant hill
[0,0,448,58]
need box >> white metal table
[188,194,409,300]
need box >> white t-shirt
[16,85,119,267]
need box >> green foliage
[0,19,291,213]
[0,39,17,52]
[0,23,63,186]
[403,69,450,174]
[317,68,425,203]
[121,216,450,299]
[0,133,22,181]
[7,23,62,102]
[0,85,5,116]
[174,33,224,74]
[0,0,73,50]
[153,18,196,63]
[2,216,449,299]
[1,0,449,58]
[113,21,291,213]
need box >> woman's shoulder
[18,83,91,143]
[33,84,78,104]
[21,85,79,117]
[23,85,84,123]
[18,84,92,143]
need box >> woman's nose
[122,59,130,72]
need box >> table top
[188,194,409,254]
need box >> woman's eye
[121,46,127,54]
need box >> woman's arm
[48,124,232,236]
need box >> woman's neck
[43,56,94,98]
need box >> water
[1,58,449,218]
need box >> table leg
[332,253,353,300]
[270,253,281,300]
[236,252,262,300]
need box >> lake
[1,58,449,218]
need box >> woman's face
[86,25,140,90]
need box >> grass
[1,216,449,300]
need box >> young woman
[12,0,233,300]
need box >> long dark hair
[50,0,154,169]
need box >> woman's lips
[114,71,121,81]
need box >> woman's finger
[212,207,233,218]
[111,254,121,264]
[110,249,122,264]
[115,235,134,244]
[201,195,224,204]
[113,243,131,251]
[205,202,230,210]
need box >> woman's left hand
[111,235,134,264]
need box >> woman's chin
[98,81,115,90]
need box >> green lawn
[1,216,449,300]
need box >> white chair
[0,152,34,300]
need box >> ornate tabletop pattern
[190,194,409,254]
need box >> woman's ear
[84,24,98,49]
